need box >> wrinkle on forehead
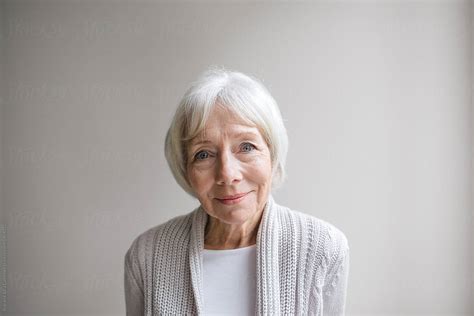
[191,127,260,146]
[189,105,258,146]
[190,126,261,149]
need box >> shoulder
[277,204,348,245]
[276,204,349,268]
[125,210,194,257]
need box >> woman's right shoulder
[125,210,195,256]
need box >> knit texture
[124,195,350,315]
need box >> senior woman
[124,68,350,315]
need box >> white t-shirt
[202,244,257,315]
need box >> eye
[194,151,210,161]
[241,142,256,152]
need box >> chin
[216,207,256,224]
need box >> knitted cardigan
[124,195,350,315]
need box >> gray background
[1,0,472,315]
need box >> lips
[217,192,248,201]
[215,192,250,205]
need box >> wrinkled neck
[203,209,264,250]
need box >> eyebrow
[190,131,260,147]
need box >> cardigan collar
[188,194,280,315]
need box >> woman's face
[186,105,273,226]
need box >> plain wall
[2,1,472,315]
[0,0,5,315]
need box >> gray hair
[165,66,289,198]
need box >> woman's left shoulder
[278,204,350,254]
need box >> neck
[203,208,264,250]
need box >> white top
[202,244,257,316]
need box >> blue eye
[242,143,256,152]
[195,151,209,161]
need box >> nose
[216,149,242,186]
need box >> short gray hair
[165,66,288,198]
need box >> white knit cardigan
[124,195,350,315]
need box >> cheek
[188,168,212,193]
[246,155,272,182]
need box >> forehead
[189,105,263,145]
[189,125,261,146]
